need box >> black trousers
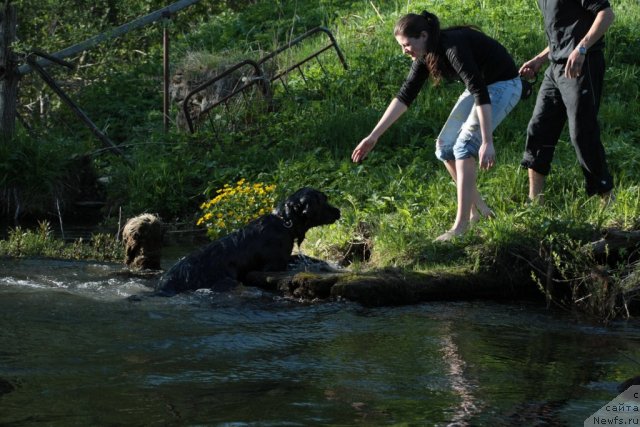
[521,51,613,196]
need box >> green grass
[0,221,122,262]
[5,0,640,319]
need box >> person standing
[351,11,521,241]
[519,0,615,204]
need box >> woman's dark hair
[394,11,455,83]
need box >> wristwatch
[578,45,587,55]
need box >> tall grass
[0,221,122,262]
[103,0,640,247]
[7,0,640,318]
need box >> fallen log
[246,268,540,307]
[587,229,640,257]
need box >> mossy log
[587,229,640,258]
[245,227,640,308]
[245,268,539,307]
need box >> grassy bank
[3,0,640,320]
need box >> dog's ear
[292,199,306,218]
[282,199,304,222]
[300,192,322,219]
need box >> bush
[0,221,122,262]
[197,179,277,239]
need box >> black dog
[155,187,340,295]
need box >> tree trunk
[0,2,18,143]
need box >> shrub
[0,221,122,262]
[197,179,277,239]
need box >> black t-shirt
[396,27,518,107]
[539,0,611,63]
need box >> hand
[519,57,543,80]
[564,48,585,79]
[351,135,377,163]
[479,141,495,170]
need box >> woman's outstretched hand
[479,141,496,170]
[352,136,377,163]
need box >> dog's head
[274,187,340,243]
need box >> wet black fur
[155,188,340,295]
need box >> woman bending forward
[352,11,521,241]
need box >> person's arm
[351,98,408,163]
[444,37,496,169]
[476,103,495,170]
[565,7,615,78]
[519,46,550,79]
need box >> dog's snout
[319,204,340,225]
[332,206,341,220]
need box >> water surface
[1,257,639,426]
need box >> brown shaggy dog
[122,213,163,270]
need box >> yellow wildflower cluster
[196,179,277,239]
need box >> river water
[1,255,640,426]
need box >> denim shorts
[435,77,521,161]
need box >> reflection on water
[1,257,640,426]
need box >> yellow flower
[197,181,277,239]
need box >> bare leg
[471,193,494,223]
[442,159,493,223]
[600,190,615,207]
[528,169,546,204]
[452,158,476,233]
[436,158,479,241]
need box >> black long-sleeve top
[396,27,518,107]
[539,0,610,63]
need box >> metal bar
[181,27,346,134]
[268,44,334,82]
[315,56,328,76]
[297,66,307,84]
[162,12,171,133]
[278,76,290,94]
[191,79,268,131]
[17,0,201,76]
[26,55,125,157]
[27,48,74,70]
[321,27,348,70]
[257,27,347,70]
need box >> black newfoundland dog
[155,187,340,295]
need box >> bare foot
[434,228,466,242]
[470,209,495,224]
[600,190,615,208]
[528,194,544,205]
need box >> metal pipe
[162,12,171,133]
[27,54,125,157]
[17,0,201,76]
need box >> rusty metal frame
[257,26,348,82]
[182,59,270,134]
[181,26,347,134]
